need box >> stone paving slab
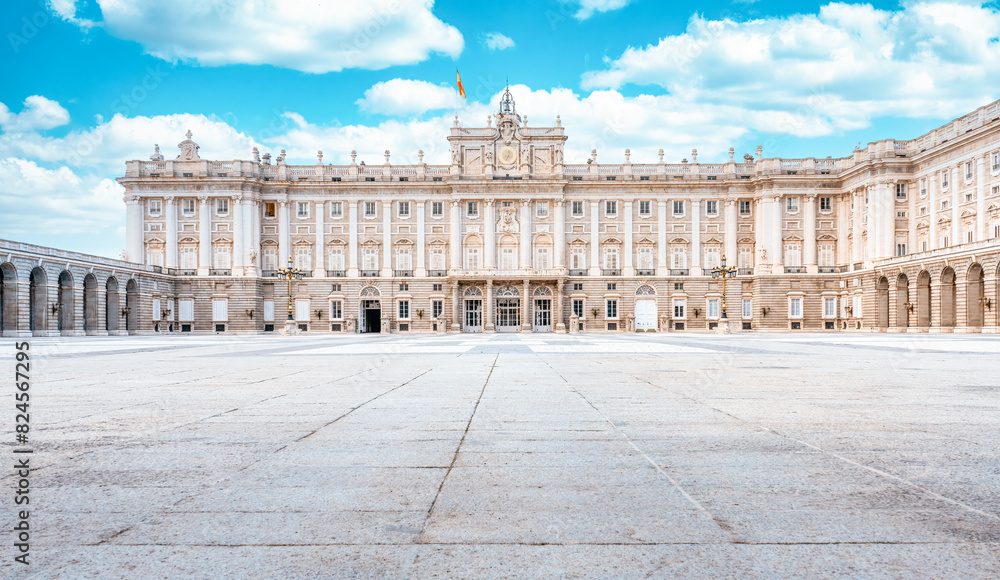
[1,332,999,578]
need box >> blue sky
[2,0,999,257]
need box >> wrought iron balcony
[738,268,754,275]
[635,269,655,276]
[262,270,278,277]
[326,270,346,277]
[428,270,447,277]
[178,269,197,276]
[817,266,837,273]
[784,266,803,273]
[394,269,413,277]
[670,269,689,276]
[209,269,231,276]
[361,270,380,277]
[602,268,621,276]
[568,269,588,276]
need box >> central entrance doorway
[635,299,657,331]
[361,299,381,333]
[495,285,521,332]
[464,300,483,332]
[533,299,551,332]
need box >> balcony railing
[361,270,380,277]
[326,270,346,277]
[209,269,231,276]
[602,268,621,276]
[818,266,837,273]
[262,270,278,277]
[671,269,689,276]
[179,269,197,276]
[569,269,588,276]
[428,270,447,277]
[853,262,863,271]
[635,269,655,276]
[737,268,754,275]
[784,266,803,273]
[394,269,413,277]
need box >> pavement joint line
[641,377,1000,524]
[79,540,980,547]
[415,352,499,544]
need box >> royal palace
[3,90,1000,336]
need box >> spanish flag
[456,69,466,99]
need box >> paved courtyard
[2,332,1000,578]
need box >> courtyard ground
[1,332,999,578]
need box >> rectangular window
[896,183,906,199]
[147,250,164,267]
[571,248,586,270]
[942,171,949,188]
[965,161,973,181]
[637,247,653,270]
[296,202,309,218]
[431,201,443,217]
[330,202,343,218]
[398,201,410,218]
[152,298,161,321]
[638,201,651,216]
[572,299,584,318]
[852,295,862,319]
[896,243,907,257]
[216,198,229,215]
[672,200,684,215]
[705,201,718,216]
[265,202,276,217]
[671,247,687,269]
[673,300,685,319]
[789,297,803,319]
[363,247,378,270]
[603,248,619,269]
[606,300,618,319]
[818,244,834,267]
[824,297,836,318]
[536,201,548,217]
[738,246,753,269]
[263,300,274,323]
[180,246,197,270]
[295,299,310,322]
[607,283,616,291]
[430,248,445,271]
[535,247,550,270]
[465,248,480,270]
[328,248,344,271]
[396,248,411,271]
[786,197,799,213]
[675,283,683,291]
[149,200,162,216]
[704,247,720,269]
[211,299,228,322]
[739,200,751,215]
[467,201,479,217]
[500,248,516,270]
[920,179,927,198]
[573,283,583,291]
[432,300,443,319]
[330,300,343,320]
[179,299,194,322]
[262,248,277,271]
[213,245,232,270]
[295,247,311,270]
[182,199,195,214]
[819,197,831,211]
[398,301,410,320]
[433,283,442,292]
[707,299,719,319]
[785,244,802,268]
[993,152,1000,172]
[605,201,617,216]
[364,202,377,217]
[742,299,752,319]
[571,201,584,217]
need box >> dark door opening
[365,308,381,333]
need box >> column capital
[726,198,737,207]
[485,198,494,206]
[452,200,460,207]
[127,195,141,203]
[163,195,176,202]
[554,199,564,207]
[805,192,818,200]
[231,193,243,201]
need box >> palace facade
[2,90,1000,336]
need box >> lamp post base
[716,319,742,334]
[280,320,299,335]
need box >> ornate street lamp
[276,256,303,327]
[710,254,738,319]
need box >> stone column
[951,166,960,245]
[348,199,359,276]
[836,193,849,266]
[555,279,565,332]
[755,196,768,273]
[589,201,600,276]
[771,194,783,270]
[313,200,325,277]
[485,279,495,332]
[278,199,290,265]
[907,182,917,253]
[928,175,938,250]
[245,197,257,273]
[520,200,531,269]
[165,196,178,268]
[232,195,244,273]
[623,199,634,276]
[554,200,566,269]
[690,200,701,275]
[125,196,143,263]
[882,181,895,259]
[451,282,460,332]
[657,201,668,275]
[450,201,461,272]
[852,190,863,264]
[976,155,986,240]
[415,201,426,276]
[866,186,877,264]
[483,199,496,270]
[382,201,392,277]
[250,198,261,272]
[521,279,530,330]
[724,198,737,267]
[198,196,211,275]
[804,194,817,273]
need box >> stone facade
[2,91,999,336]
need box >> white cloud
[76,0,463,73]
[482,32,515,51]
[581,2,1000,136]
[565,0,629,20]
[0,96,71,133]
[356,79,464,116]
[48,0,96,27]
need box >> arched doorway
[495,285,520,332]
[0,263,17,335]
[876,277,889,329]
[940,267,956,328]
[359,286,381,333]
[83,274,98,334]
[532,286,552,332]
[125,279,139,333]
[463,286,483,333]
[106,277,120,333]
[634,284,657,331]
[966,263,985,328]
[58,270,74,335]
[29,267,47,336]
[916,271,931,328]
[895,274,909,329]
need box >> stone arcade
[2,90,1000,336]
